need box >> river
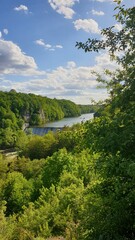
[44,113,94,128]
[31,113,94,136]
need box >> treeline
[0,90,80,125]
[0,3,135,240]
[78,104,99,114]
[0,90,95,149]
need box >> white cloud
[35,39,63,50]
[113,23,122,31]
[94,51,119,71]
[91,9,105,16]
[35,39,45,46]
[57,5,75,19]
[0,39,43,76]
[10,62,99,101]
[74,18,100,34]
[0,39,120,103]
[35,39,52,49]
[1,52,120,104]
[56,45,63,49]
[45,44,52,48]
[14,5,28,13]
[94,0,114,2]
[67,61,76,68]
[0,29,9,39]
[48,0,79,19]
[3,29,8,35]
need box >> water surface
[44,113,94,128]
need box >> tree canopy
[0,91,94,149]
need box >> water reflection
[44,113,94,128]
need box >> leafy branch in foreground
[76,6,135,64]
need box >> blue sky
[0,0,134,104]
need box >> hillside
[0,90,96,149]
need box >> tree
[23,131,58,160]
[3,172,33,215]
[76,3,135,240]
[76,4,135,106]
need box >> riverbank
[29,113,94,136]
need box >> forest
[0,90,96,149]
[0,2,135,240]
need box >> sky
[0,0,134,104]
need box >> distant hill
[0,90,97,149]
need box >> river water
[31,113,94,136]
[44,113,94,128]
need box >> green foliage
[15,130,29,151]
[57,99,81,117]
[0,90,90,149]
[75,3,135,240]
[0,127,17,148]
[16,175,85,239]
[0,202,18,240]
[3,172,33,215]
[78,104,99,114]
[22,123,85,160]
[23,131,58,160]
[55,126,79,152]
[41,148,72,188]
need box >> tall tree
[76,3,135,239]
